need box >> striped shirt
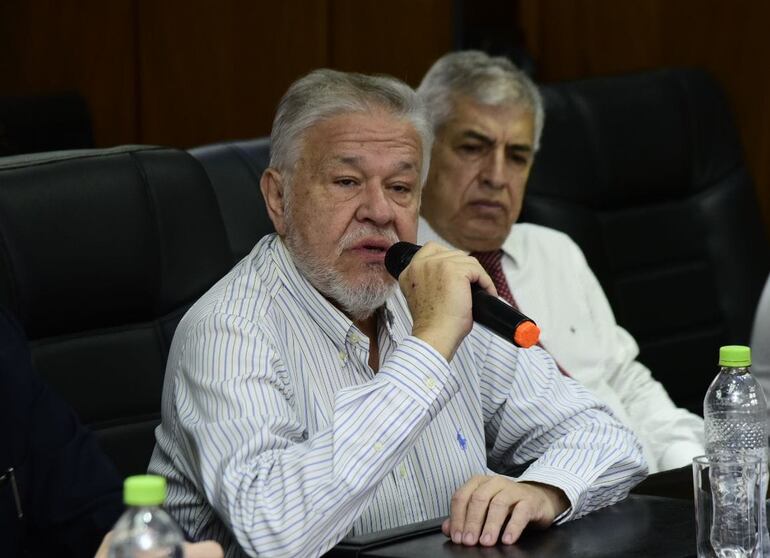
[148,234,647,558]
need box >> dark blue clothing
[0,309,123,557]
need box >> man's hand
[95,531,224,558]
[442,475,570,547]
[398,242,496,361]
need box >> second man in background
[416,50,704,473]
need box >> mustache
[337,224,400,254]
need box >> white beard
[284,221,399,321]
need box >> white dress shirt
[751,274,770,418]
[149,233,646,558]
[418,218,704,473]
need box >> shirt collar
[417,215,521,268]
[499,224,523,269]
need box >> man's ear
[260,168,288,235]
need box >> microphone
[384,242,541,348]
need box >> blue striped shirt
[148,234,647,557]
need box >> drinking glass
[692,454,764,558]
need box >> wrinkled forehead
[299,110,424,171]
[441,96,535,143]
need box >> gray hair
[269,69,433,186]
[417,50,544,150]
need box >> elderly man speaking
[149,68,645,557]
[416,50,704,474]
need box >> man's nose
[356,181,395,224]
[480,149,508,190]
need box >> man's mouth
[361,244,388,253]
[467,200,508,218]
[469,199,505,210]
[352,238,390,251]
[346,238,392,262]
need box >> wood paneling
[329,0,453,87]
[1,0,452,150]
[137,0,330,147]
[518,0,770,234]
[0,0,138,147]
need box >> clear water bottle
[108,475,184,558]
[704,345,769,557]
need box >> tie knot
[470,250,504,275]
[470,249,514,308]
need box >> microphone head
[513,321,541,349]
[384,241,421,279]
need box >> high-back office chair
[0,146,232,476]
[189,138,274,263]
[521,68,770,414]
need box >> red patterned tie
[471,250,570,377]
[471,250,517,307]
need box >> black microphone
[384,241,541,348]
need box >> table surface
[327,495,696,558]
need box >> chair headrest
[530,68,744,209]
[0,146,232,339]
[189,138,274,262]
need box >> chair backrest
[521,68,770,414]
[0,146,232,476]
[189,138,274,263]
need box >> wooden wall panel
[329,0,453,87]
[137,0,330,148]
[0,0,138,147]
[0,1,453,149]
[518,0,770,234]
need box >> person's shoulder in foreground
[415,49,703,475]
[0,307,224,558]
[0,306,123,557]
[149,65,646,558]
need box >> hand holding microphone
[385,242,540,356]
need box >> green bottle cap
[123,475,166,506]
[719,345,752,367]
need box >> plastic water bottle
[108,475,184,558]
[704,345,768,557]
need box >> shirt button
[350,334,361,344]
[338,350,347,363]
[399,464,408,478]
[374,442,384,453]
[424,377,436,390]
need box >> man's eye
[335,178,359,187]
[459,144,483,154]
[390,184,411,194]
[508,154,530,165]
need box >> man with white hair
[416,50,704,474]
[149,69,646,558]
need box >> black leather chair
[521,68,770,414]
[0,146,233,476]
[189,138,274,263]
